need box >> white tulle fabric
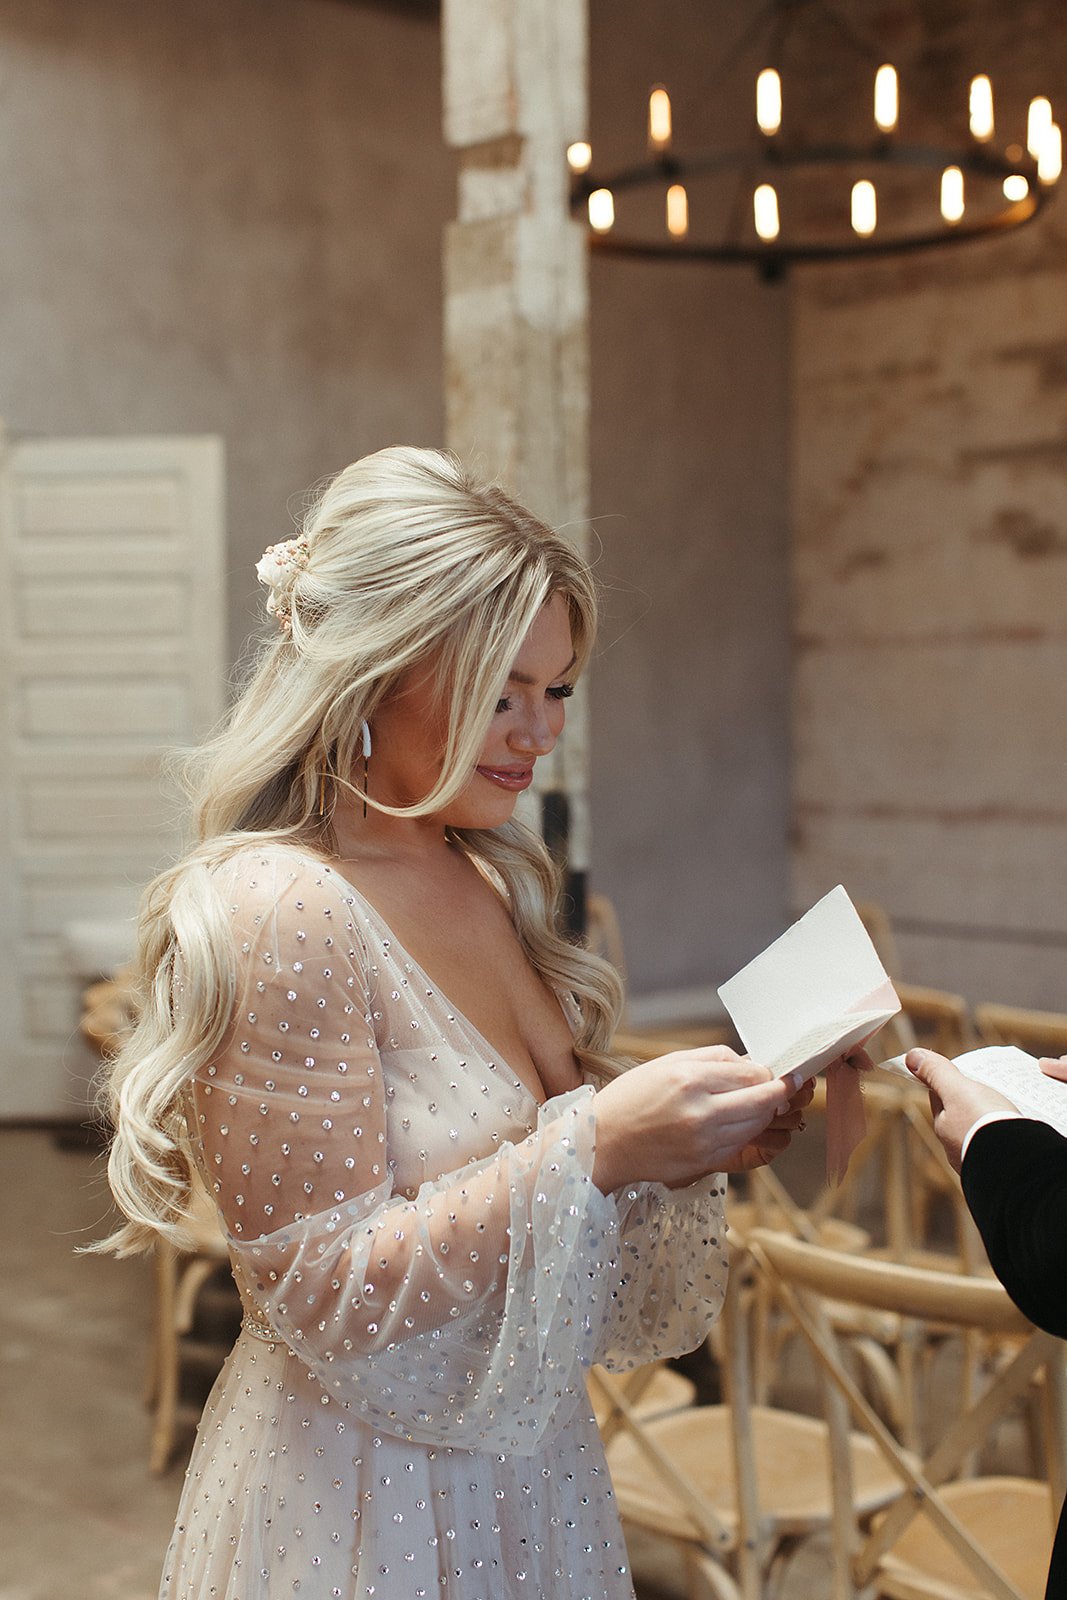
[161,845,728,1600]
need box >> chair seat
[877,1477,1053,1600]
[590,1364,695,1432]
[606,1404,902,1543]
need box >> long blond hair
[98,446,624,1255]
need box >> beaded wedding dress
[161,845,728,1600]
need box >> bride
[97,445,810,1600]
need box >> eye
[547,683,574,701]
[494,697,512,714]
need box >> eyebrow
[507,654,577,687]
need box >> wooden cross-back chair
[80,967,237,1474]
[749,1228,1067,1600]
[594,1245,902,1600]
[975,1003,1067,1060]
[775,1071,994,1451]
[588,1359,695,1448]
[856,899,976,1063]
[807,1070,984,1267]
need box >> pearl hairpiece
[255,537,310,631]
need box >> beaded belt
[241,1311,284,1345]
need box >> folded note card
[718,885,901,1092]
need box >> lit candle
[756,68,782,135]
[851,179,876,236]
[1038,123,1062,185]
[940,166,964,223]
[969,75,994,141]
[874,64,898,133]
[567,142,592,174]
[753,183,780,240]
[1003,174,1029,202]
[648,87,672,153]
[666,184,689,238]
[588,188,615,231]
[1027,97,1052,160]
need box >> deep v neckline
[322,860,560,1110]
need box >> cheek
[548,698,568,737]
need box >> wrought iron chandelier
[568,0,1062,277]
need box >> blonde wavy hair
[97,445,625,1256]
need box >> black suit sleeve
[961,1117,1067,1340]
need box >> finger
[1040,1056,1067,1083]
[905,1047,958,1093]
[753,1129,791,1153]
[707,1076,794,1132]
[767,1106,807,1132]
[846,1047,876,1072]
[787,1080,816,1110]
[698,1057,776,1092]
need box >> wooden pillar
[441,0,591,926]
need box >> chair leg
[148,1241,179,1476]
[174,1257,218,1336]
[686,1546,742,1600]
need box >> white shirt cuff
[961,1109,1023,1164]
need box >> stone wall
[791,1,1067,1008]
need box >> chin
[442,785,521,832]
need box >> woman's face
[369,592,576,830]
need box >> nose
[510,702,558,757]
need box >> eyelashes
[494,684,574,714]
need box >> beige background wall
[791,1,1067,1009]
[0,0,451,665]
[0,0,794,1013]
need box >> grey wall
[586,1,792,1003]
[0,0,451,664]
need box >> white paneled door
[0,436,225,1118]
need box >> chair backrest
[855,900,976,1058]
[749,1227,1067,1600]
[975,1002,1067,1058]
[586,892,627,982]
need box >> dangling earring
[361,720,372,819]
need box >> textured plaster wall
[791,1,1067,1008]
[0,0,451,664]
[587,1,792,1004]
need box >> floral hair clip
[255,537,310,631]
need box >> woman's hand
[720,1076,815,1174]
[591,1046,795,1193]
[906,1047,1019,1174]
[1040,1054,1067,1084]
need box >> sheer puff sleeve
[189,848,624,1454]
[593,1174,728,1371]
[188,847,728,1455]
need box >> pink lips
[476,766,534,792]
